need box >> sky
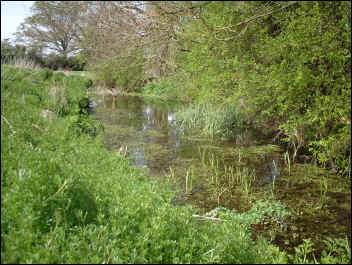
[1,1,34,42]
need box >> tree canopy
[15,1,87,59]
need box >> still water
[92,94,283,210]
[91,93,351,257]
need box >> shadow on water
[91,93,351,258]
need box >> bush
[84,79,93,89]
[175,1,351,175]
[67,55,87,71]
[142,77,181,99]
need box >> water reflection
[93,94,282,189]
[93,95,185,174]
[91,94,351,257]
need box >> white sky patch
[1,1,34,42]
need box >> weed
[320,237,351,264]
[236,167,256,197]
[317,177,328,210]
[288,238,317,264]
[185,168,193,194]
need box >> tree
[80,1,206,86]
[15,1,87,59]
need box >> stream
[92,94,283,209]
[91,93,351,257]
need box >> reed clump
[175,103,246,140]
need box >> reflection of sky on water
[125,101,182,170]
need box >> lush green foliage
[44,53,88,71]
[141,75,185,101]
[1,65,287,264]
[2,64,350,264]
[144,1,351,175]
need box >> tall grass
[2,56,42,71]
[175,103,246,140]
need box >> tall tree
[15,1,87,59]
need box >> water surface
[91,93,351,257]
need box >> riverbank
[1,66,350,263]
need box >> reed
[175,103,246,140]
[3,56,42,70]
[271,175,276,197]
[235,167,255,197]
[167,166,176,183]
[198,146,207,166]
[284,151,291,176]
[318,177,328,210]
[185,167,194,194]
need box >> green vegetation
[2,64,350,264]
[140,1,351,177]
[1,64,281,263]
[175,103,247,140]
[2,1,350,263]
[1,39,88,71]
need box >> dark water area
[91,93,351,258]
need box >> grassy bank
[1,65,349,263]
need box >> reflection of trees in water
[98,95,182,171]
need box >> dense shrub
[170,1,351,175]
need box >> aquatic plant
[175,103,246,140]
[320,237,351,264]
[317,177,328,210]
[236,167,256,197]
[185,167,194,194]
[198,146,208,167]
[271,159,280,196]
[288,238,317,264]
[284,151,291,177]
